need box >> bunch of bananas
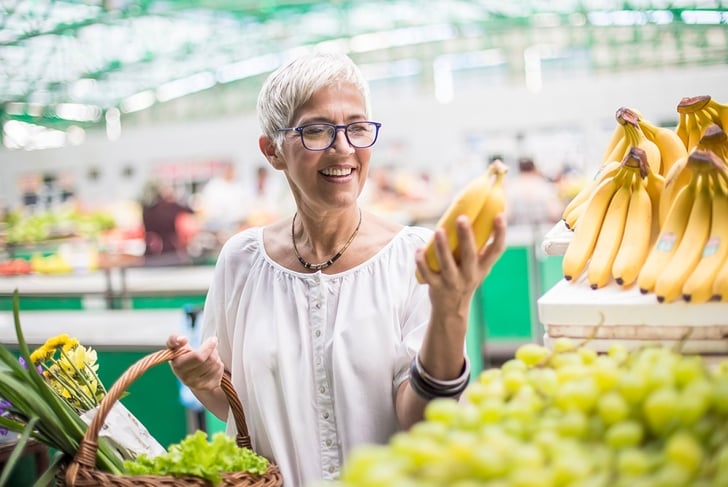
[661,124,728,228]
[561,96,728,303]
[561,107,676,232]
[637,148,728,303]
[676,95,728,152]
[417,159,507,283]
[562,146,659,290]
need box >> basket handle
[71,347,251,470]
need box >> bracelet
[415,354,470,388]
[408,354,470,401]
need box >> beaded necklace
[291,209,362,271]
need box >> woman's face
[270,82,372,214]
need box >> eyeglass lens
[300,122,378,150]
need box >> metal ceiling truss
[1,0,727,147]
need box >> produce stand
[537,223,728,359]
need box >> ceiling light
[156,72,216,103]
[120,91,156,113]
[55,103,102,122]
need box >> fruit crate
[538,276,728,354]
[538,222,728,356]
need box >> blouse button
[328,466,336,474]
[315,330,321,337]
[322,411,329,419]
[320,386,326,394]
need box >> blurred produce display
[0,208,114,275]
[0,258,32,276]
[3,208,115,245]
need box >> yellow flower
[46,333,70,352]
[60,345,98,375]
[29,334,106,413]
[62,337,79,353]
[30,345,50,364]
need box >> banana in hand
[417,160,507,282]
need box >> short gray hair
[256,50,372,151]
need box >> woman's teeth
[321,167,352,177]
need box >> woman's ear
[259,135,285,170]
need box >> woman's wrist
[408,353,470,401]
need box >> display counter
[0,308,181,349]
[0,270,114,310]
[0,264,213,310]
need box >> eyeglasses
[278,121,382,151]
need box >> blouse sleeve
[200,233,237,369]
[391,227,433,392]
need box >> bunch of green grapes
[332,340,728,487]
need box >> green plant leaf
[33,450,67,487]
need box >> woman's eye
[304,125,330,134]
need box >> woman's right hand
[167,334,224,392]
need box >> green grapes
[515,343,551,366]
[337,344,728,487]
[597,390,630,425]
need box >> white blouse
[201,225,434,487]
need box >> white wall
[1,64,726,209]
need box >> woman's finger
[433,226,454,274]
[197,336,219,361]
[455,215,477,268]
[167,334,188,349]
[479,213,507,270]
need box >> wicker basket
[58,347,283,486]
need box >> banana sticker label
[702,237,720,257]
[656,233,677,252]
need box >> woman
[167,50,506,486]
